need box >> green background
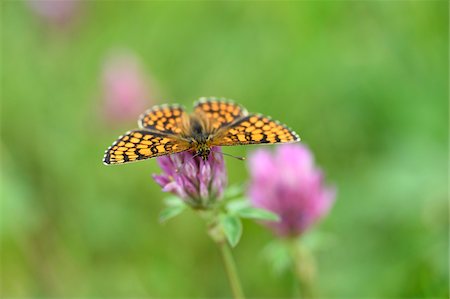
[1,1,448,298]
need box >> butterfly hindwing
[212,114,300,146]
[138,104,187,134]
[103,130,190,165]
[194,97,248,130]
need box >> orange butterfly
[103,97,300,165]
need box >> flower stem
[218,241,245,299]
[289,240,316,299]
[200,210,245,299]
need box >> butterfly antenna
[220,152,246,161]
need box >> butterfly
[103,97,300,165]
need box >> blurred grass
[1,1,448,298]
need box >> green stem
[218,241,245,299]
[289,240,316,299]
[200,210,245,299]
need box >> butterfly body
[103,98,300,165]
[180,114,214,160]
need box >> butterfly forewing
[194,97,248,130]
[138,104,187,134]
[103,130,190,165]
[212,114,300,146]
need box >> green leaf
[301,231,337,251]
[163,196,184,207]
[159,205,186,223]
[226,198,250,213]
[235,207,280,222]
[223,184,244,199]
[262,240,292,275]
[220,214,242,247]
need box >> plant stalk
[218,241,245,299]
[289,240,316,299]
[201,210,245,299]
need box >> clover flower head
[153,148,227,209]
[248,144,336,237]
[101,50,151,122]
[27,0,81,26]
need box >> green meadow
[1,1,448,297]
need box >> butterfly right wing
[194,97,248,130]
[103,130,191,165]
[211,114,300,146]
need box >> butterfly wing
[103,130,190,165]
[211,114,300,146]
[194,97,248,130]
[138,104,187,134]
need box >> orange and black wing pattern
[103,130,190,165]
[194,97,248,130]
[138,104,187,134]
[212,114,300,146]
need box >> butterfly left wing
[138,104,187,135]
[103,130,190,165]
[211,114,300,146]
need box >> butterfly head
[195,143,211,161]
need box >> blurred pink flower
[26,0,81,25]
[153,148,227,209]
[247,144,336,237]
[101,51,153,123]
